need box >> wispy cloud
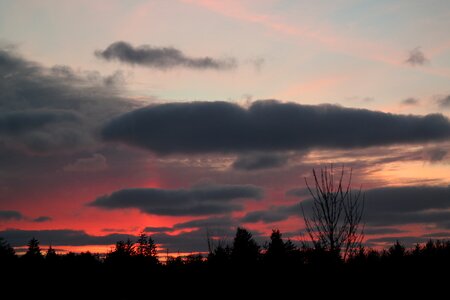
[437,95,450,109]
[405,47,429,66]
[401,98,419,105]
[96,41,237,70]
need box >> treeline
[1,228,449,294]
[2,228,449,272]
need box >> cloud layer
[0,46,137,155]
[232,152,288,171]
[0,210,23,221]
[95,41,236,70]
[245,185,450,230]
[364,186,450,227]
[63,153,108,172]
[0,229,136,247]
[102,100,450,154]
[89,183,263,216]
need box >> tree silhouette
[45,245,59,262]
[136,232,157,258]
[208,243,231,269]
[388,240,406,260]
[302,165,364,260]
[231,227,260,266]
[135,232,159,267]
[0,237,16,261]
[23,237,43,260]
[265,229,296,265]
[106,238,135,265]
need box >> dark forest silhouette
[1,230,449,295]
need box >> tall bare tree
[302,165,364,260]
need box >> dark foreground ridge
[1,229,449,296]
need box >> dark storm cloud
[0,229,137,247]
[401,98,419,106]
[32,216,52,223]
[95,41,236,70]
[0,210,23,221]
[0,46,138,155]
[437,95,450,109]
[232,152,288,171]
[89,183,263,216]
[405,47,429,66]
[102,100,450,155]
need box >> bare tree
[302,165,364,260]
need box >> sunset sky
[1,0,449,254]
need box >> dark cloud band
[102,100,450,154]
[232,152,288,171]
[89,183,263,216]
[0,229,136,247]
[0,210,23,221]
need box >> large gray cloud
[95,41,236,70]
[0,46,138,155]
[102,100,450,155]
[0,229,136,247]
[0,210,23,221]
[89,183,263,216]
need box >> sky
[0,0,449,254]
